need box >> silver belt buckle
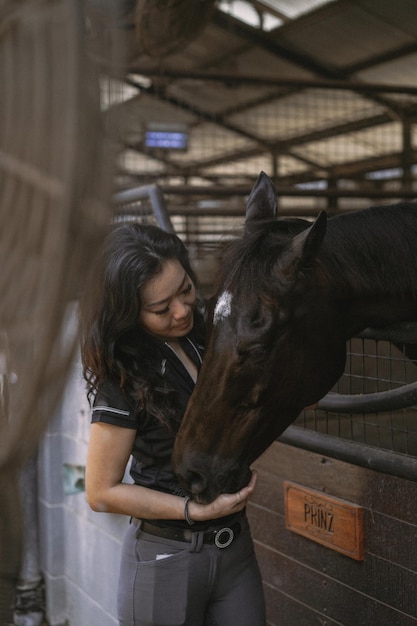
[214,527,234,549]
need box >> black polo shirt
[91,333,204,508]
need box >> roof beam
[211,9,342,80]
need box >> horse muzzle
[174,450,252,504]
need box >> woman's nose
[172,299,189,319]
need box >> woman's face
[139,259,196,340]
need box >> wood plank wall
[247,441,417,626]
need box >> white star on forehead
[213,291,232,325]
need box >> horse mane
[322,203,417,296]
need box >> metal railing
[281,322,417,481]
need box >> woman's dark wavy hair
[80,222,205,427]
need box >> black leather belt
[131,517,242,549]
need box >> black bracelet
[184,495,195,525]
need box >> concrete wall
[36,352,128,626]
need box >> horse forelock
[220,219,307,293]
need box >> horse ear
[245,171,277,232]
[275,211,327,285]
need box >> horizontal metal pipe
[159,185,417,200]
[318,382,417,413]
[130,67,417,96]
[279,427,417,482]
[359,322,417,343]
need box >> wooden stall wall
[247,441,417,626]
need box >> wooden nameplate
[284,481,364,561]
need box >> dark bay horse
[173,172,417,503]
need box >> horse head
[173,172,348,503]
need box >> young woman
[81,223,266,626]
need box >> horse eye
[251,345,266,358]
[238,386,263,411]
[239,401,258,412]
[237,349,250,363]
[237,344,266,363]
[250,316,266,330]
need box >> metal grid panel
[296,336,417,457]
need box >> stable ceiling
[96,0,417,211]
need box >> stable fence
[282,324,417,480]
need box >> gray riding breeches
[117,516,266,626]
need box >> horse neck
[320,206,417,329]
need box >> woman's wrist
[184,495,195,525]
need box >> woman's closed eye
[154,306,170,316]
[182,283,193,296]
[153,283,193,316]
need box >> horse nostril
[188,471,207,497]
[174,452,209,497]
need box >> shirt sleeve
[91,379,138,429]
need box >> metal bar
[318,383,417,413]
[119,183,417,200]
[279,427,417,482]
[130,68,417,96]
[113,184,175,233]
[359,322,417,343]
